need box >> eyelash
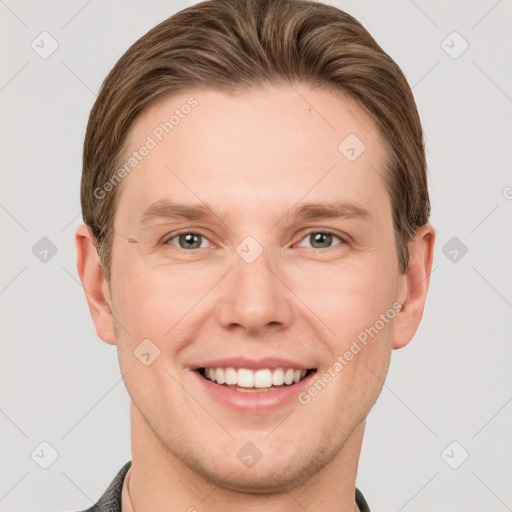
[161,229,347,251]
[295,230,347,249]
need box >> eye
[296,231,345,249]
[164,232,211,250]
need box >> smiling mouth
[198,367,316,392]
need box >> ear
[392,223,436,350]
[75,224,116,345]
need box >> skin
[76,83,435,512]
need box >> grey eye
[165,232,208,249]
[296,231,343,249]
[179,233,202,249]
[309,232,333,248]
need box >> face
[108,83,405,492]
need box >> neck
[128,401,364,512]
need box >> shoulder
[74,460,132,512]
[356,486,372,512]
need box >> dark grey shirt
[78,460,371,512]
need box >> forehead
[115,83,391,227]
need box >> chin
[178,436,341,495]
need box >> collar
[87,461,371,512]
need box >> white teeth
[272,368,284,386]
[254,369,272,388]
[225,367,237,385]
[203,367,309,389]
[215,367,226,385]
[237,368,254,388]
[283,369,294,385]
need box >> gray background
[1,0,511,511]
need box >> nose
[215,245,294,335]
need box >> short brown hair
[81,0,431,281]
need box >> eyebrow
[288,201,372,222]
[139,199,372,227]
[140,200,219,227]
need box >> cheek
[114,277,170,336]
[111,237,399,350]
[292,255,398,348]
[111,261,219,349]
[319,261,397,405]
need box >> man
[75,0,435,510]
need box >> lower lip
[193,370,316,412]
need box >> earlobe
[75,224,116,345]
[392,223,436,350]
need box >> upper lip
[192,357,314,371]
